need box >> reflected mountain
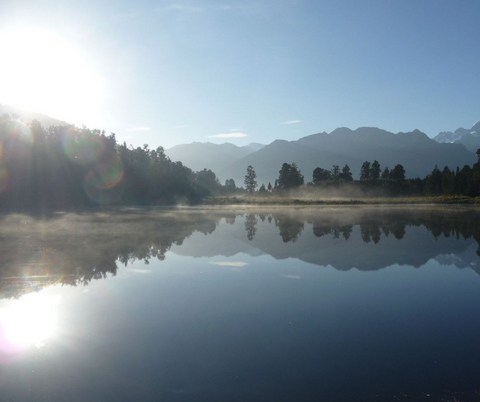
[1,207,480,298]
[170,207,480,273]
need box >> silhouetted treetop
[277,162,304,189]
[0,115,217,209]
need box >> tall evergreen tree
[331,165,340,181]
[425,165,443,195]
[370,160,381,180]
[360,161,371,180]
[441,166,455,195]
[340,164,353,182]
[381,167,390,180]
[244,165,258,193]
[390,164,406,182]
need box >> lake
[1,206,480,402]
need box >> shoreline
[204,195,480,206]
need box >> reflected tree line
[0,211,220,298]
[243,209,480,249]
[2,208,480,298]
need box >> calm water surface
[1,207,480,402]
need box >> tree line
[244,154,480,197]
[0,114,241,209]
[2,113,479,208]
[424,157,480,197]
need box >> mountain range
[165,142,265,174]
[167,126,477,185]
[2,103,478,186]
[433,121,480,152]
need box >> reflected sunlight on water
[0,293,60,354]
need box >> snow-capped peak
[470,120,480,132]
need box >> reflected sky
[1,207,480,401]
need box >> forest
[245,156,480,198]
[1,114,480,210]
[0,114,229,209]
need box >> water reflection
[244,213,258,241]
[275,214,305,242]
[0,207,480,300]
[1,207,480,401]
[0,292,60,358]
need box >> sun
[0,26,103,126]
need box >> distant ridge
[216,127,476,184]
[0,103,69,128]
[2,104,477,185]
[165,142,266,177]
[167,126,476,184]
[165,142,264,176]
[244,142,265,152]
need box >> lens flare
[0,119,34,169]
[0,167,8,193]
[86,154,124,189]
[62,128,105,166]
[23,251,72,286]
[84,154,124,204]
[0,119,33,148]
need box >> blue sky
[0,0,479,148]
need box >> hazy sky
[0,0,479,149]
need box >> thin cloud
[281,120,302,125]
[229,127,241,131]
[126,127,151,132]
[216,4,259,10]
[161,4,203,12]
[209,261,248,267]
[128,269,152,274]
[158,3,265,14]
[281,274,302,279]
[214,4,265,13]
[171,125,191,129]
[207,132,248,138]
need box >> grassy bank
[205,195,480,206]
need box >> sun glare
[0,293,60,350]
[0,26,103,126]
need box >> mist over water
[1,206,480,401]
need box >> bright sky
[0,0,479,149]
